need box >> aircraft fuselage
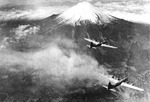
[108,77,128,90]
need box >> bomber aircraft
[84,38,118,49]
[100,74,144,92]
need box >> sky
[0,0,150,24]
[0,0,148,6]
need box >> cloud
[104,11,150,24]
[0,36,108,87]
[2,0,149,22]
[0,6,69,20]
[95,1,143,13]
[0,0,75,5]
[0,31,111,101]
[27,37,108,82]
[95,1,150,24]
[79,0,93,2]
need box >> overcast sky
[0,0,150,23]
[0,0,149,6]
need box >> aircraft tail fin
[90,42,94,48]
[102,84,116,92]
[86,45,96,49]
[86,42,96,49]
[108,82,113,90]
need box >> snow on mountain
[57,2,115,25]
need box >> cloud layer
[0,0,150,24]
[0,36,108,86]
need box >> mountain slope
[56,2,114,25]
[39,2,135,66]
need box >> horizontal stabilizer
[102,85,116,92]
[86,45,96,49]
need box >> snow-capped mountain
[38,2,135,65]
[56,2,115,25]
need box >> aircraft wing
[84,38,93,42]
[101,44,118,49]
[84,38,99,45]
[121,83,144,92]
[99,74,144,92]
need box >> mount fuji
[56,2,114,25]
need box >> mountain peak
[57,2,114,25]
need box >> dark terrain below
[0,12,149,102]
